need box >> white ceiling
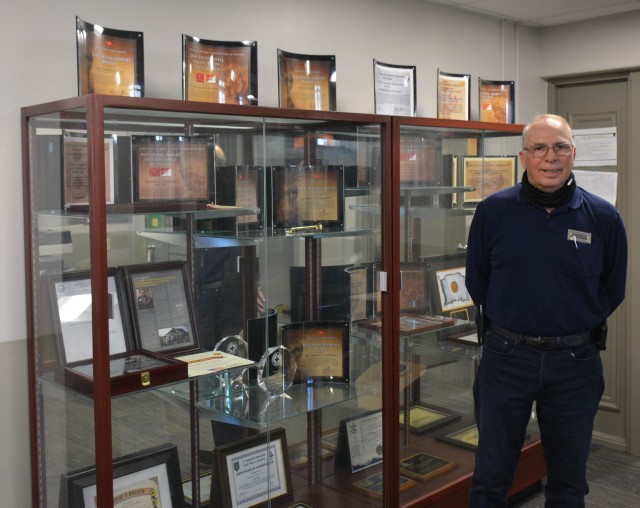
[424,0,640,27]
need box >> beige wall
[2,0,639,505]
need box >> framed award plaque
[399,403,460,434]
[182,35,257,105]
[479,78,515,124]
[277,49,336,111]
[132,135,212,202]
[271,164,344,229]
[61,444,184,508]
[375,263,430,314]
[373,59,416,116]
[437,69,471,121]
[123,261,201,356]
[459,156,517,203]
[214,165,263,229]
[76,17,144,97]
[281,321,350,383]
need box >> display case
[385,116,545,506]
[23,95,544,508]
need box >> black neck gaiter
[521,171,576,208]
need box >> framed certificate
[399,132,439,184]
[435,266,473,313]
[50,269,131,365]
[399,403,461,434]
[479,78,515,124]
[182,35,257,105]
[278,49,336,111]
[281,321,350,383]
[399,452,456,482]
[63,135,115,207]
[214,165,263,229]
[76,17,144,97]
[436,423,480,451]
[211,428,293,508]
[123,261,201,356]
[437,70,471,120]
[460,156,517,203]
[373,59,416,116]
[334,410,383,473]
[353,471,416,497]
[271,164,344,229]
[288,442,333,468]
[132,135,211,202]
[61,443,184,507]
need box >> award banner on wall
[437,70,470,120]
[182,35,257,105]
[458,156,517,203]
[373,59,416,116]
[132,135,211,202]
[76,17,144,97]
[479,78,515,123]
[278,49,336,111]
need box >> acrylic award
[256,345,297,397]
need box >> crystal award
[257,345,297,397]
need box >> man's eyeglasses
[522,143,574,158]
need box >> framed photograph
[399,452,456,482]
[278,49,336,111]
[353,471,416,497]
[373,59,416,116]
[435,266,473,313]
[63,135,115,207]
[460,156,517,203]
[437,70,471,120]
[123,261,201,356]
[271,165,344,230]
[376,263,430,314]
[212,428,293,508]
[281,321,350,383]
[61,443,184,507]
[334,410,383,473]
[479,78,515,124]
[132,135,212,202]
[436,423,480,451]
[214,165,263,230]
[50,269,131,365]
[76,16,144,97]
[182,35,257,105]
[61,349,188,396]
[399,403,461,434]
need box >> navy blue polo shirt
[465,183,627,336]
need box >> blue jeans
[469,329,604,508]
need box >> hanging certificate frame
[278,49,336,111]
[76,17,144,97]
[373,59,416,116]
[479,78,515,124]
[437,70,470,120]
[182,35,257,105]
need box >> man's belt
[487,323,595,351]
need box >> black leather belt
[487,323,595,351]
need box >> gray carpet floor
[513,444,640,507]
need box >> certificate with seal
[182,35,257,105]
[76,17,144,97]
[340,410,383,473]
[278,49,336,111]
[212,429,292,508]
